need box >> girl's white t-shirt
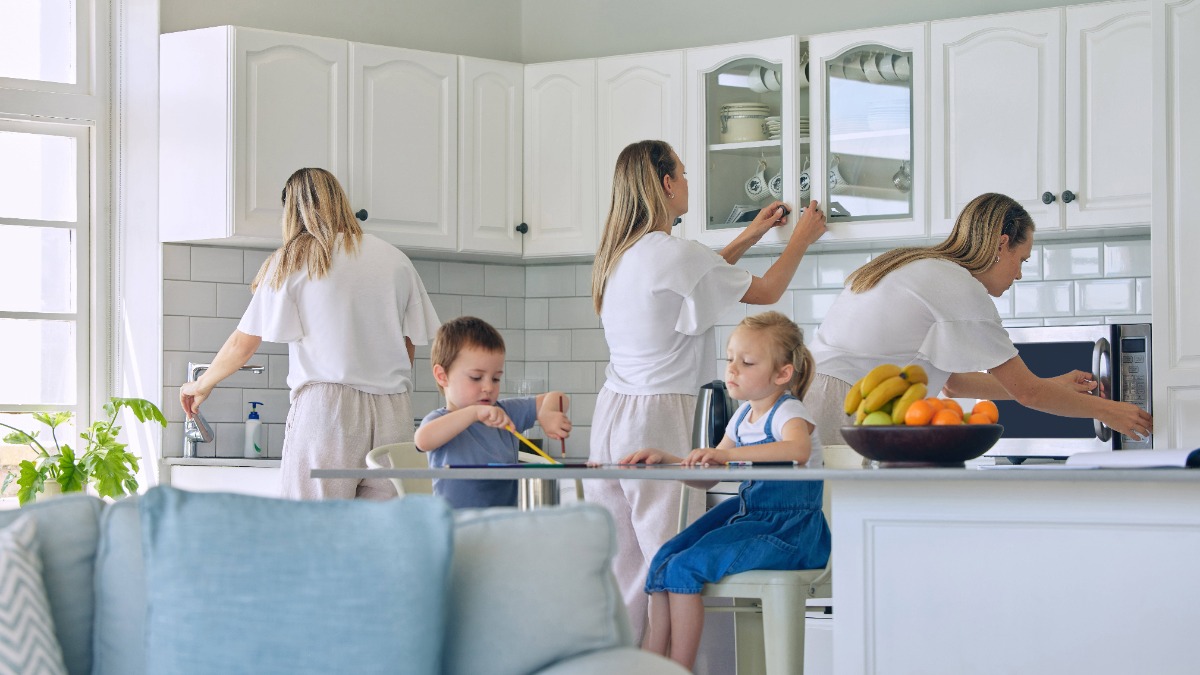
[809,257,1017,396]
[723,397,824,467]
[238,233,440,401]
[601,232,753,396]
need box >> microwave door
[1093,336,1112,443]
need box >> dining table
[313,462,1200,675]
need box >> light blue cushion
[92,497,145,675]
[140,487,453,675]
[0,494,102,675]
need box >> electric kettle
[692,380,735,449]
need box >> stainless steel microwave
[985,324,1152,461]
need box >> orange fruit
[931,408,964,425]
[972,400,1000,424]
[904,399,935,426]
[939,398,964,417]
[966,413,993,424]
[924,397,946,413]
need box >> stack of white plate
[765,115,782,140]
[719,102,772,143]
[796,116,810,138]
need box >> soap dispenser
[244,401,264,458]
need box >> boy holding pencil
[415,316,571,508]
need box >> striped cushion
[0,514,67,675]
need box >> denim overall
[644,394,832,594]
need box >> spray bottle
[244,401,264,458]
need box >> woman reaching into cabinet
[179,167,440,500]
[586,139,827,642]
[803,192,1153,445]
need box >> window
[0,0,86,90]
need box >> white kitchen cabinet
[596,51,685,224]
[684,37,801,249]
[809,23,926,241]
[349,43,457,250]
[930,2,1151,236]
[522,60,597,257]
[160,26,349,246]
[458,57,524,255]
[1151,0,1200,450]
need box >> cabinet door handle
[1062,190,1076,204]
[355,209,368,221]
[515,222,529,234]
[1041,191,1056,204]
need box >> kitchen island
[315,464,1200,674]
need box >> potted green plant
[0,397,166,506]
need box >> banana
[854,399,867,425]
[843,376,866,415]
[891,382,928,424]
[860,364,902,397]
[901,364,928,385]
[863,375,910,413]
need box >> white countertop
[163,457,281,468]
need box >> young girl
[619,311,831,669]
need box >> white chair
[365,441,433,497]
[678,484,832,675]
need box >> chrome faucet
[183,362,266,457]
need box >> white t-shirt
[238,233,440,401]
[810,257,1017,396]
[601,232,753,396]
[723,397,824,467]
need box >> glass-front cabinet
[685,36,803,248]
[809,24,927,240]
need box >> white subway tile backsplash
[788,255,820,290]
[525,361,549,383]
[411,392,441,420]
[268,354,289,389]
[267,424,285,458]
[507,299,525,331]
[500,329,525,361]
[1020,246,1042,281]
[164,280,216,317]
[258,341,289,355]
[213,422,243,458]
[190,317,241,352]
[1103,241,1151,278]
[571,329,609,361]
[991,289,1013,318]
[1043,243,1101,280]
[716,325,737,357]
[793,289,841,324]
[242,389,290,425]
[191,247,245,283]
[526,298,549,329]
[462,295,509,328]
[440,262,486,295]
[192,387,244,424]
[413,358,436,393]
[1014,281,1073,317]
[1043,316,1101,326]
[412,260,440,293]
[594,362,608,389]
[163,350,270,388]
[163,423,184,458]
[1002,318,1044,328]
[1104,315,1151,325]
[548,297,601,329]
[754,291,792,316]
[817,252,870,288]
[568,393,597,426]
[429,294,463,323]
[575,265,593,297]
[716,301,748,327]
[1074,278,1135,316]
[163,245,191,280]
[1136,278,1151,315]
[484,265,524,297]
[526,330,572,361]
[526,266,575,297]
[735,256,772,277]
[243,249,272,284]
[215,283,252,319]
[163,316,190,351]
[548,362,596,392]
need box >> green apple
[862,411,894,426]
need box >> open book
[1064,448,1200,469]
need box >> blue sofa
[0,489,687,675]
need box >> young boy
[415,316,571,508]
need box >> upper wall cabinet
[458,57,524,255]
[523,60,597,257]
[809,23,926,241]
[349,44,457,250]
[684,37,801,249]
[930,1,1151,236]
[596,51,686,223]
[160,27,349,245]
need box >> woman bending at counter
[804,192,1153,445]
[179,167,440,500]
[587,139,827,642]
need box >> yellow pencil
[506,425,560,464]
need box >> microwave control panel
[1117,335,1152,448]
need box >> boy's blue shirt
[421,397,538,508]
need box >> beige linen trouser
[280,383,413,501]
[585,389,706,644]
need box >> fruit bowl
[839,424,1004,467]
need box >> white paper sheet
[1064,448,1200,469]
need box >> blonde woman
[805,192,1153,445]
[588,140,826,642]
[180,167,440,500]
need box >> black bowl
[840,424,1004,467]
